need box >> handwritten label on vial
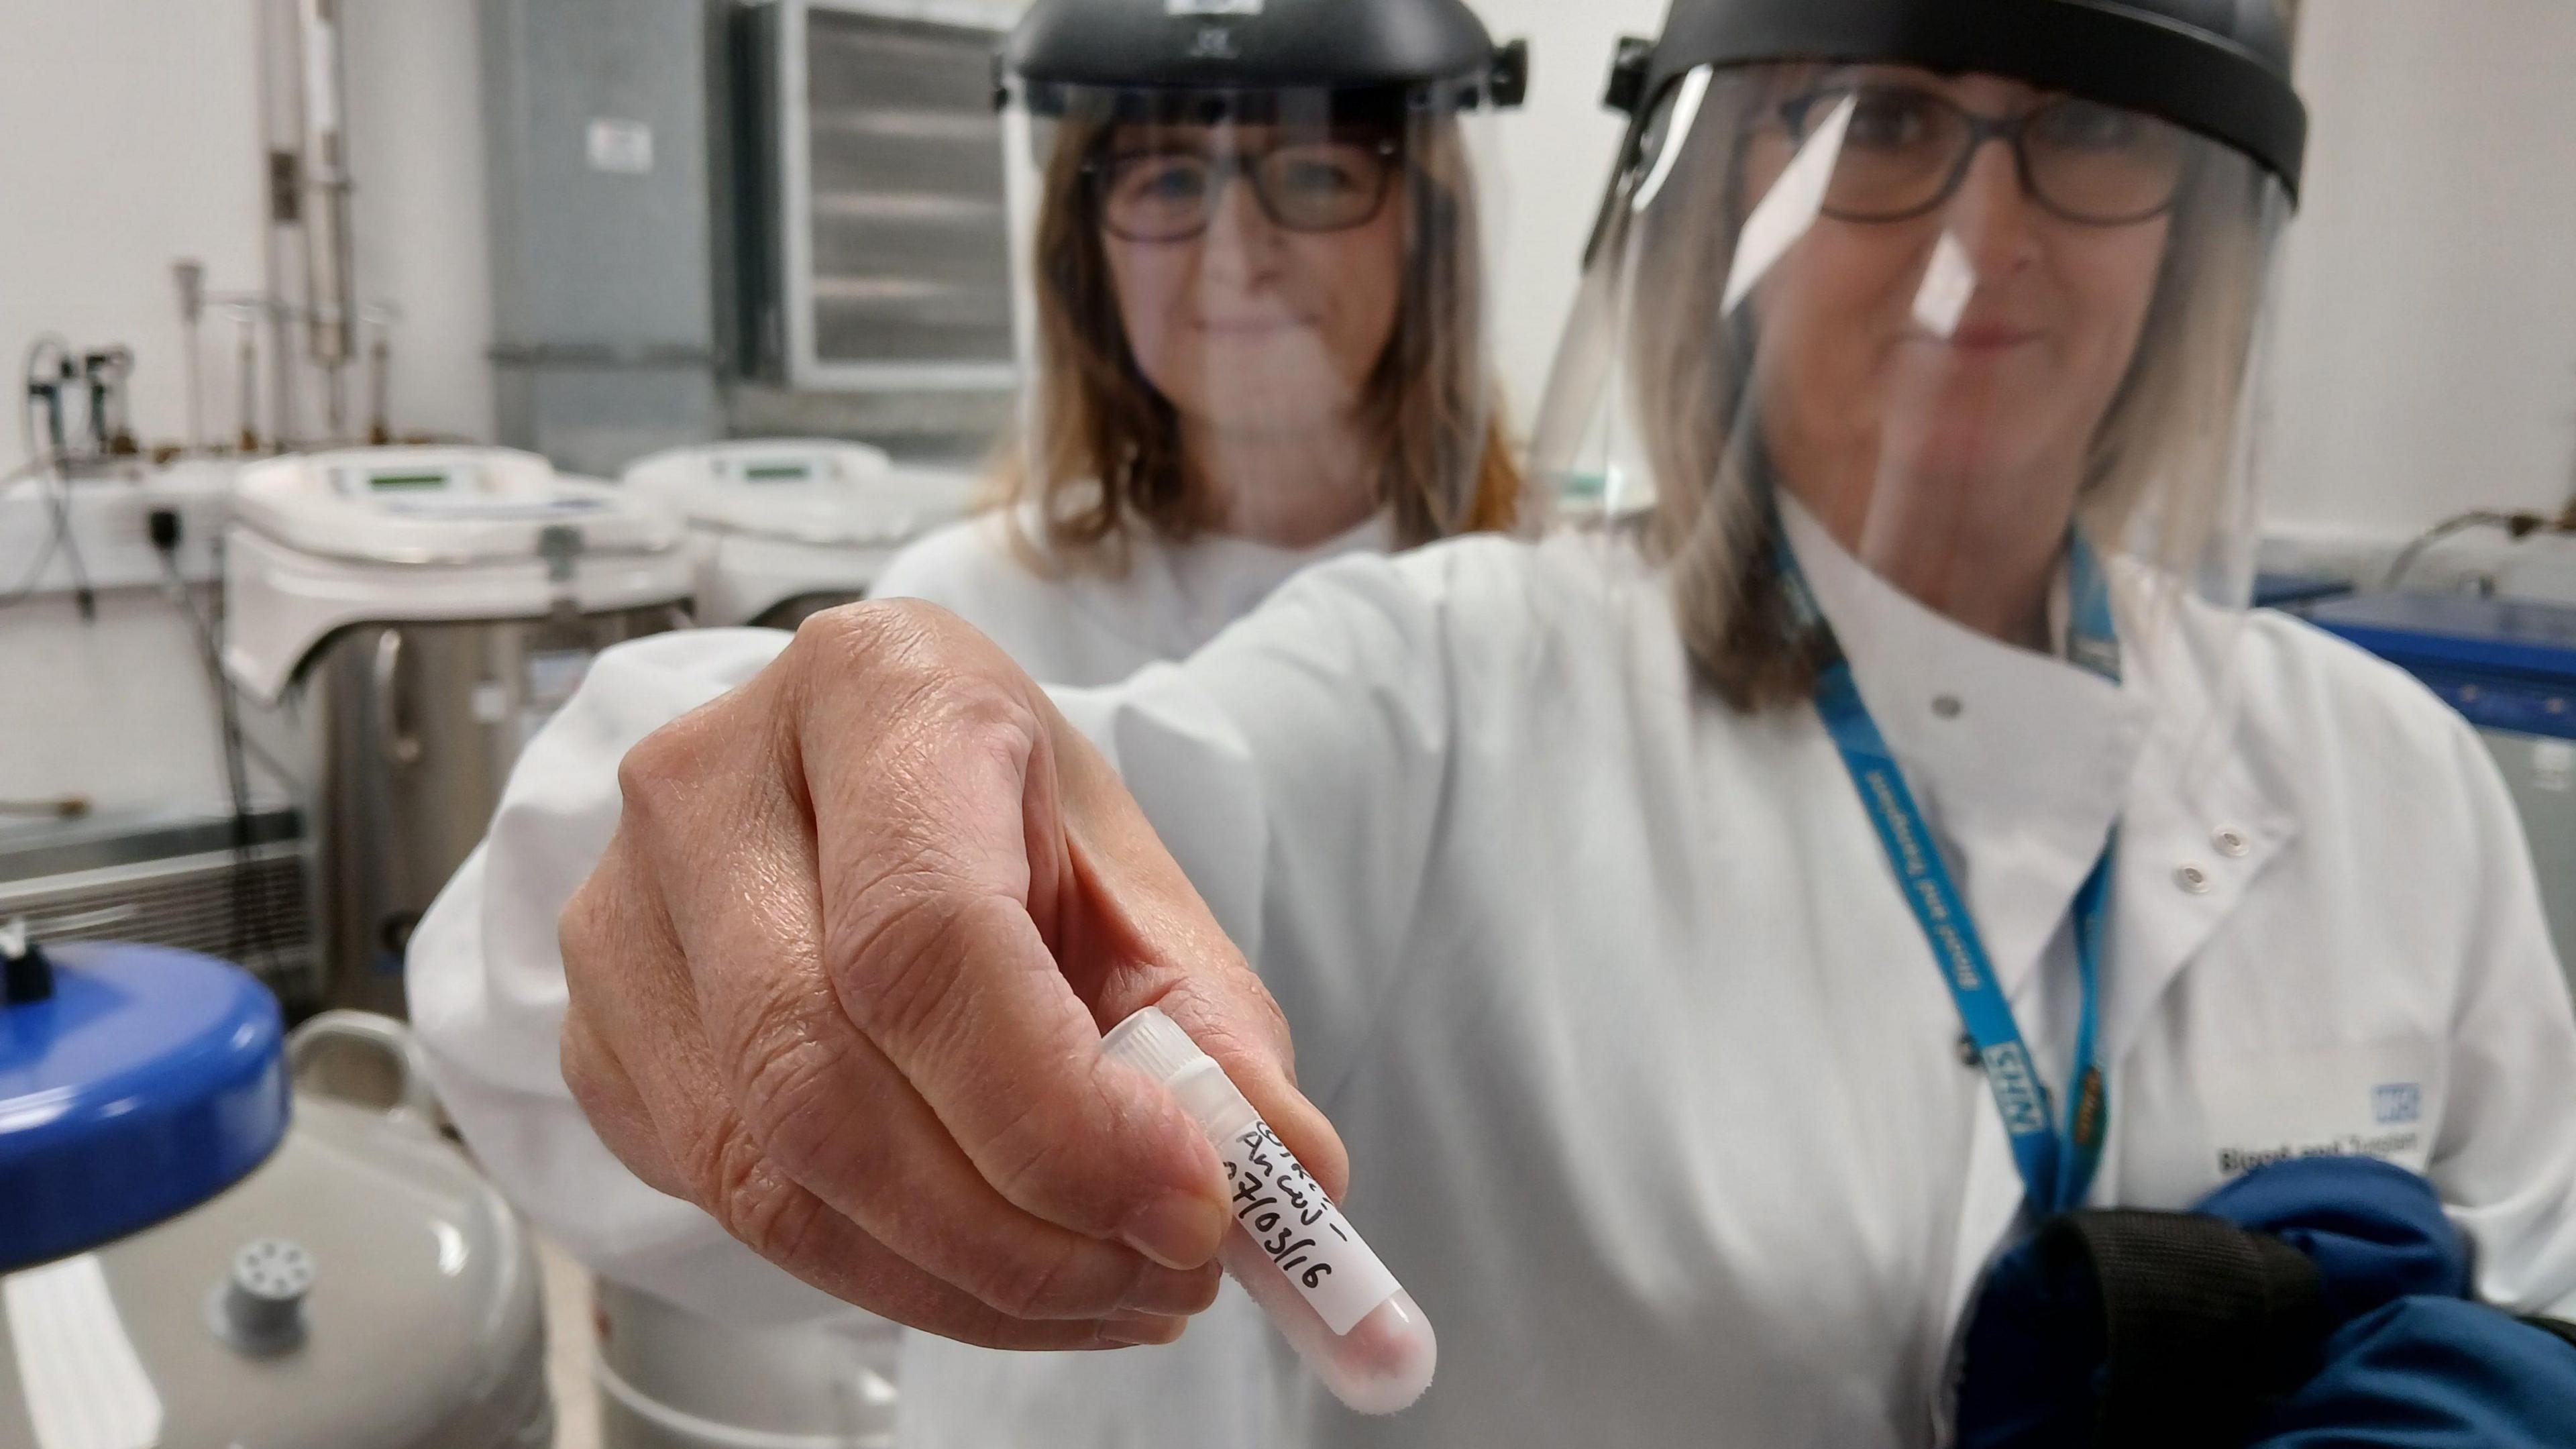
[1222,1123,1400,1336]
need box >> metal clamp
[1603,35,1656,117]
[1491,38,1531,109]
[537,523,586,588]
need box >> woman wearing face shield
[519,1,2576,1444]
[866,0,1527,684]
[402,1,1525,1444]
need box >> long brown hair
[993,109,1527,573]
[1614,68,2284,711]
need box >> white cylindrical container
[1100,1008,1437,1415]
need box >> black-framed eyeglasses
[1777,85,2191,227]
[1089,138,1403,244]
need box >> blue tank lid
[1,941,290,1272]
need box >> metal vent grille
[786,3,1020,391]
[0,843,315,998]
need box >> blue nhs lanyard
[1776,534,2119,1218]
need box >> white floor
[536,1234,604,1449]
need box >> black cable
[21,337,94,621]
[53,479,95,623]
[20,335,67,464]
[156,537,283,973]
[0,457,70,612]
[213,554,299,977]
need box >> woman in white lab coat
[407,0,1528,1444]
[867,0,1529,690]
[517,1,2576,1446]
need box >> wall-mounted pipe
[254,0,360,447]
[297,0,358,437]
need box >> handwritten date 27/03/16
[1226,1123,1350,1291]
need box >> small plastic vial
[1101,1008,1437,1415]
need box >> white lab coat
[407,506,1389,1446]
[871,508,1397,688]
[419,515,2576,1448]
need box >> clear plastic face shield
[1536,61,2294,715]
[1001,81,1514,547]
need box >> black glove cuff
[2037,1208,2328,1448]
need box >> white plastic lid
[1101,1007,1261,1139]
[1099,1006,1208,1087]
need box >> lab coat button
[2176,863,2213,894]
[2212,826,2251,858]
[1957,1033,1982,1069]
[1932,694,1964,720]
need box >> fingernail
[1120,1193,1228,1271]
[1102,1311,1187,1348]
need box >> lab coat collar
[1011,499,1394,658]
[1779,498,2154,1000]
[2097,592,2300,1067]
[1165,511,1395,632]
[1778,502,2300,1065]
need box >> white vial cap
[1101,1007,1258,1150]
[1100,1006,1210,1087]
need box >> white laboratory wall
[0,5,268,818]
[2259,0,2576,549]
[0,3,269,455]
[0,1,494,455]
[0,586,297,818]
[338,0,500,447]
[1473,0,1673,423]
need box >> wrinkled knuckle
[973,1235,1089,1320]
[836,888,978,1044]
[614,725,700,827]
[689,1123,771,1219]
[732,1020,869,1184]
[663,1114,729,1207]
[794,599,941,682]
[796,600,1031,736]
[555,884,607,977]
[1204,1002,1297,1085]
[973,1093,1118,1227]
[733,1023,828,1135]
[979,1094,1097,1220]
[557,1030,615,1119]
[700,1134,833,1269]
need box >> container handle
[287,1010,442,1124]
[371,629,425,767]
